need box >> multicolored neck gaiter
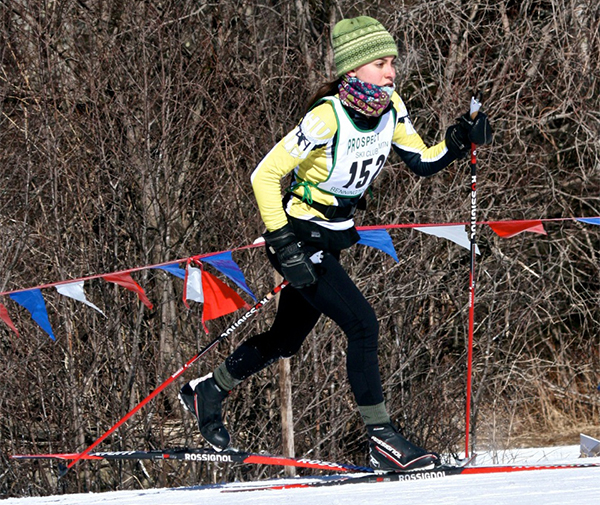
[338,75,394,117]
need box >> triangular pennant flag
[103,272,153,309]
[201,269,248,333]
[154,263,187,280]
[184,264,204,308]
[56,280,105,316]
[8,289,55,340]
[0,302,19,337]
[576,217,600,226]
[488,220,546,238]
[357,229,399,262]
[415,225,480,254]
[201,251,257,301]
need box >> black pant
[225,247,383,407]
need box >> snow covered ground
[5,445,600,505]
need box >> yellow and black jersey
[251,92,457,232]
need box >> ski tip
[450,453,477,468]
[580,433,600,458]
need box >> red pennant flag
[0,302,19,336]
[201,270,248,333]
[488,220,547,238]
[103,272,153,309]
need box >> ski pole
[464,94,482,458]
[64,280,289,474]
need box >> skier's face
[348,56,396,87]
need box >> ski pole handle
[470,94,482,120]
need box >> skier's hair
[303,78,343,115]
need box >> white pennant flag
[185,266,204,304]
[415,225,480,255]
[56,280,105,315]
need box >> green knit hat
[332,16,398,77]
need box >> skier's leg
[218,284,322,384]
[294,253,439,471]
[180,283,321,450]
[178,373,231,450]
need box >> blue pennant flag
[357,229,399,263]
[202,251,257,301]
[9,289,55,340]
[154,263,187,280]
[576,217,600,226]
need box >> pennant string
[0,216,598,298]
[0,215,597,342]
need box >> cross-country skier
[180,15,492,472]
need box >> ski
[222,459,600,492]
[10,446,371,474]
[13,447,600,491]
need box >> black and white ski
[11,446,371,474]
[221,459,600,492]
[13,446,600,491]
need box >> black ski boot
[179,373,230,450]
[367,423,439,472]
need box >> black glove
[263,224,318,289]
[445,111,493,158]
[460,111,493,145]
